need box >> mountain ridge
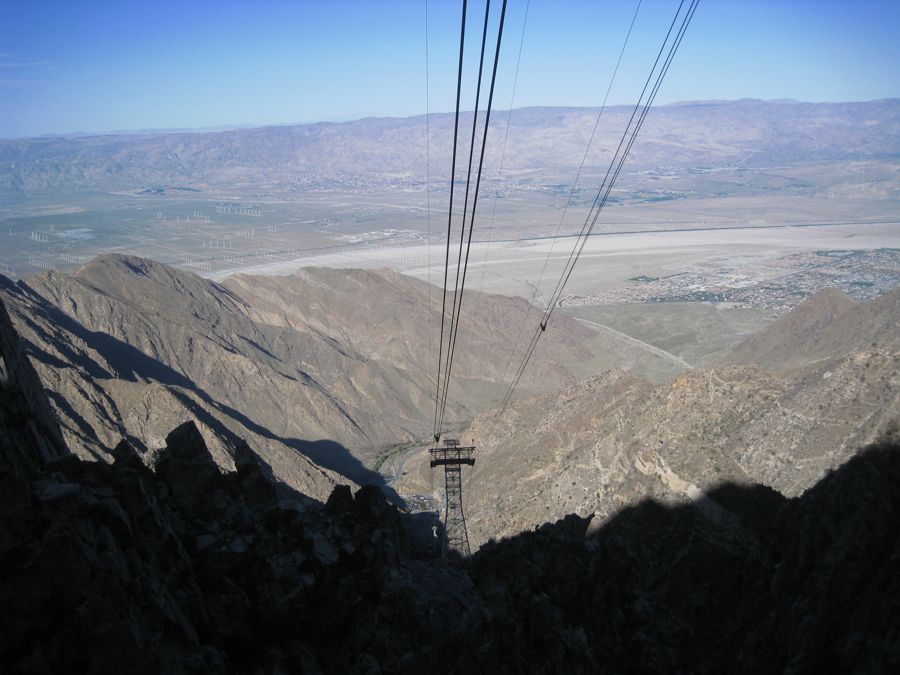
[3,99,898,197]
[9,98,899,141]
[0,254,592,499]
[722,285,900,371]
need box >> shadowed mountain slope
[0,255,590,495]
[1,298,897,673]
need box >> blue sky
[1,0,898,138]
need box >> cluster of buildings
[562,248,899,316]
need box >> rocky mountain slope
[2,100,898,197]
[2,296,898,673]
[397,287,900,547]
[721,286,900,371]
[0,254,590,497]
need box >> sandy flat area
[207,221,900,299]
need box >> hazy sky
[1,0,898,138]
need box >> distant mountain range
[2,99,898,197]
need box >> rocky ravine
[397,287,900,548]
[2,294,898,673]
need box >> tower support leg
[442,465,471,556]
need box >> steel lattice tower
[430,439,475,556]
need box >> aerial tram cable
[497,0,699,415]
[438,0,495,434]
[548,0,699,311]
[497,0,699,416]
[437,0,510,436]
[493,0,642,403]
[529,0,643,310]
[425,0,434,400]
[433,0,469,439]
[437,0,508,434]
[475,0,531,298]
[492,0,699,420]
